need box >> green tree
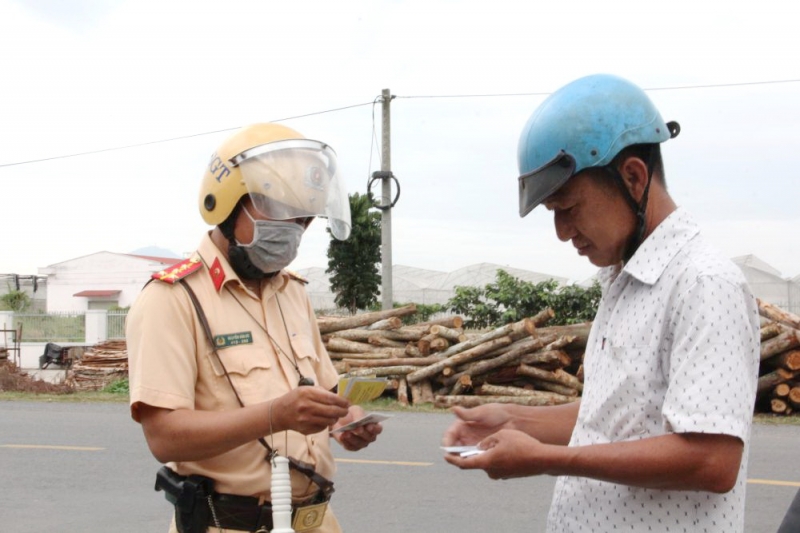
[447,269,601,328]
[0,289,31,312]
[326,192,382,314]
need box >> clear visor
[518,152,576,218]
[233,139,351,240]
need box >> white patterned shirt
[546,208,760,533]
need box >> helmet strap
[604,149,655,263]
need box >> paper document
[337,376,388,404]
[330,413,392,434]
[441,445,486,457]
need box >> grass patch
[0,390,128,402]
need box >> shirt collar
[619,207,700,285]
[196,232,291,295]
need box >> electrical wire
[2,78,799,169]
[0,101,375,169]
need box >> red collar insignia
[209,257,226,291]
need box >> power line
[2,78,799,168]
[396,78,800,99]
[0,101,375,169]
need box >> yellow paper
[338,376,388,404]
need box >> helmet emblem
[304,166,325,191]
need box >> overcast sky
[2,0,799,284]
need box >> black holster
[155,466,215,533]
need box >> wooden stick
[347,365,419,377]
[367,336,407,348]
[414,315,464,329]
[443,335,558,387]
[430,325,467,343]
[533,322,592,349]
[434,393,577,408]
[761,329,800,361]
[771,398,789,414]
[519,349,572,368]
[771,349,800,372]
[761,322,785,342]
[757,298,800,330]
[397,377,409,406]
[366,317,403,330]
[773,383,791,398]
[343,356,443,368]
[327,351,404,360]
[406,336,514,384]
[757,368,797,395]
[451,375,473,395]
[317,304,417,334]
[430,337,450,353]
[789,386,800,408]
[527,379,579,397]
[517,363,583,392]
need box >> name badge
[213,332,253,348]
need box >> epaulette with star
[285,269,308,284]
[152,255,203,284]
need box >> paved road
[1,401,798,532]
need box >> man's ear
[618,156,650,203]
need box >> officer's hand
[272,387,350,436]
[331,405,383,451]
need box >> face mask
[237,211,305,274]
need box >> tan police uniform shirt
[126,232,341,510]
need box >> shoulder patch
[285,269,308,284]
[152,256,203,284]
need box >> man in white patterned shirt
[442,74,760,532]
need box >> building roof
[73,290,121,297]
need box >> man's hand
[443,429,549,480]
[331,405,383,451]
[441,404,513,447]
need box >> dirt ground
[0,361,73,394]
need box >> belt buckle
[292,501,328,531]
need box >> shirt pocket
[598,344,664,438]
[288,332,321,380]
[206,344,273,402]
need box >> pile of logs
[756,299,800,416]
[66,339,128,391]
[320,304,589,408]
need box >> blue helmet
[517,74,679,217]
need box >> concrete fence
[0,310,120,370]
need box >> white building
[38,252,182,312]
[3,252,797,315]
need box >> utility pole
[380,88,393,310]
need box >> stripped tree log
[317,304,417,334]
[430,325,467,343]
[771,350,800,372]
[342,355,444,369]
[434,392,577,408]
[757,368,798,395]
[532,322,592,349]
[347,365,419,377]
[406,336,514,384]
[517,363,584,392]
[758,298,800,330]
[789,386,800,408]
[366,317,403,330]
[761,329,800,361]
[761,322,785,342]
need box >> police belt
[207,490,328,532]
